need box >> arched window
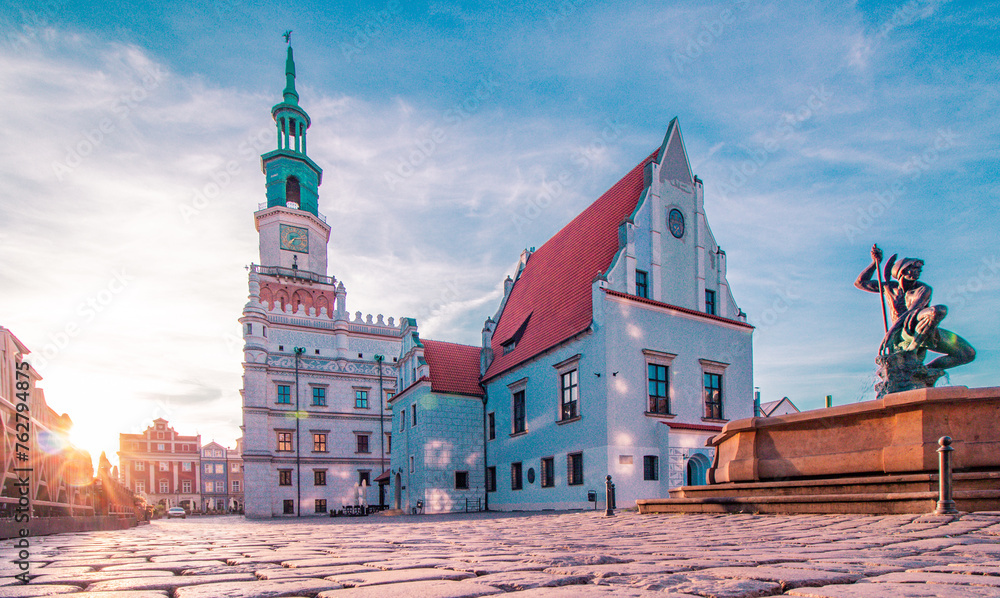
[286,177,300,207]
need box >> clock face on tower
[279,224,309,253]
[668,208,685,239]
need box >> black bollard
[605,475,615,517]
[934,436,958,515]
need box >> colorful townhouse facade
[200,441,229,512]
[0,325,95,518]
[118,418,201,511]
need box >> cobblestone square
[4,511,1000,597]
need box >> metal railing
[256,202,328,223]
[251,264,336,286]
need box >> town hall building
[240,45,399,518]
[242,45,753,516]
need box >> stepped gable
[483,148,659,381]
[422,339,483,397]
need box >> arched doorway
[686,453,711,486]
[393,473,401,510]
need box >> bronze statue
[856,244,975,397]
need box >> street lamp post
[294,346,305,517]
[374,354,385,507]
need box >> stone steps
[637,471,1000,514]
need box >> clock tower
[254,42,331,276]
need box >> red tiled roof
[422,339,483,397]
[483,150,659,381]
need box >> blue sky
[1,0,997,466]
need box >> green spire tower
[261,39,323,217]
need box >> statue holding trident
[856,244,975,397]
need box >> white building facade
[388,321,485,514]
[478,120,753,510]
[240,46,399,518]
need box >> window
[277,384,291,404]
[644,455,659,481]
[385,432,392,453]
[511,462,523,490]
[215,450,222,457]
[286,176,300,205]
[356,434,370,454]
[246,323,252,335]
[231,480,240,492]
[277,432,293,452]
[181,480,191,493]
[159,480,169,493]
[487,412,495,440]
[411,403,417,427]
[135,481,145,493]
[486,466,496,492]
[644,350,677,416]
[204,463,212,474]
[313,433,327,452]
[455,471,469,490]
[560,370,578,421]
[159,462,169,472]
[135,462,144,471]
[283,500,294,514]
[215,481,225,493]
[215,464,224,474]
[400,411,405,432]
[648,364,669,414]
[567,452,583,486]
[315,499,327,514]
[278,469,292,486]
[704,373,723,420]
[409,455,415,473]
[314,470,326,486]
[359,471,371,486]
[355,390,369,408]
[312,387,326,406]
[502,340,517,354]
[636,269,648,298]
[541,457,554,488]
[231,462,239,472]
[157,443,165,451]
[512,390,526,434]
[182,462,191,471]
[385,391,395,405]
[705,289,716,315]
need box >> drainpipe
[294,347,304,517]
[482,388,489,512]
[375,354,385,507]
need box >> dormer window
[500,312,531,357]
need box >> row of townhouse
[117,419,244,513]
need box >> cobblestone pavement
[3,510,1000,597]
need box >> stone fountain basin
[708,386,1000,484]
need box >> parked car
[166,507,187,519]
